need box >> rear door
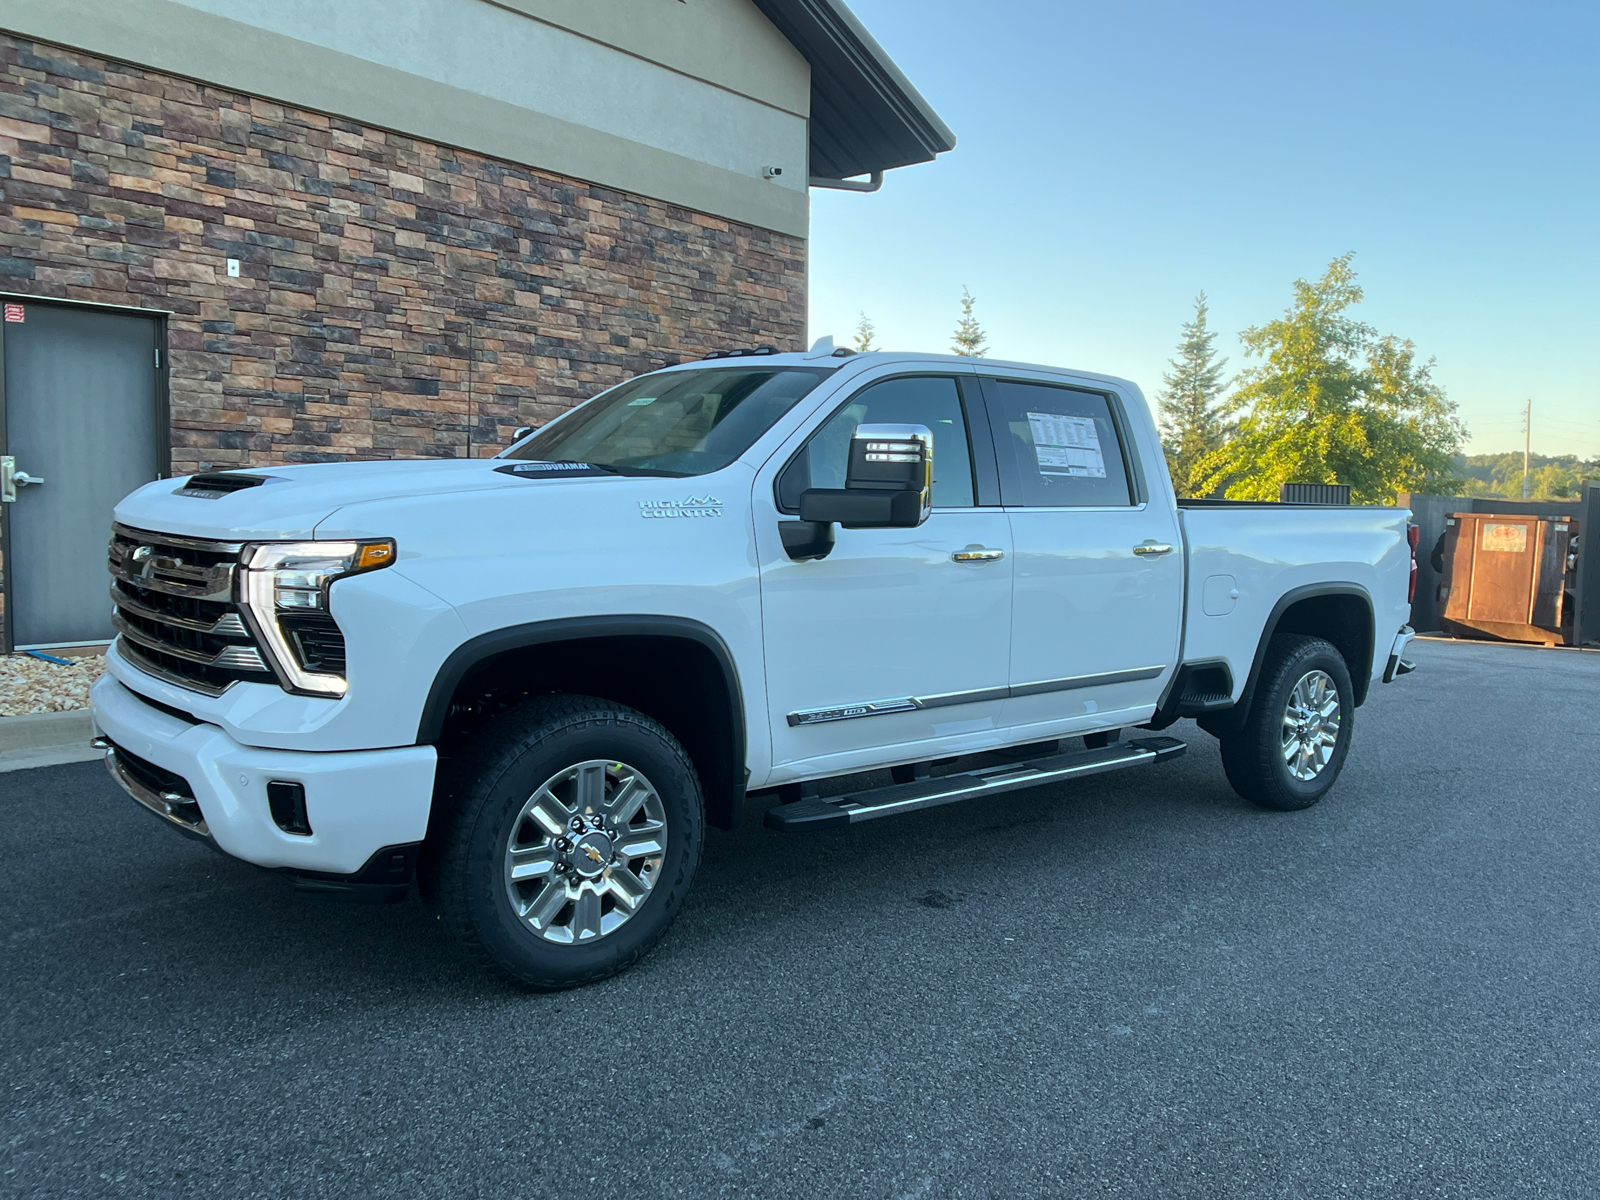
[755,370,1013,774]
[1,301,164,648]
[977,374,1183,733]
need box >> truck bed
[1177,503,1413,700]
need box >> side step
[764,736,1187,831]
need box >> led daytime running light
[239,539,395,697]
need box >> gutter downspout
[808,171,883,192]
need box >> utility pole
[1523,399,1532,499]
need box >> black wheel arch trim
[415,614,747,778]
[1240,583,1375,717]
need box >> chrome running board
[764,736,1187,831]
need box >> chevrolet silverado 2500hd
[92,344,1418,989]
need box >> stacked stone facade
[0,34,808,472]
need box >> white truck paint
[93,349,1416,896]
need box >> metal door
[755,371,1014,776]
[2,301,164,648]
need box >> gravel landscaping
[0,652,107,716]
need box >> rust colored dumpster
[1438,512,1580,645]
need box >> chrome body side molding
[786,666,1167,727]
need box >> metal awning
[752,0,957,183]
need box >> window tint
[982,379,1133,507]
[780,376,976,509]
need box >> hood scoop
[174,472,277,499]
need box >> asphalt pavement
[4,637,1598,1198]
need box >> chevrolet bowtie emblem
[582,844,605,864]
[131,545,153,563]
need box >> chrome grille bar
[107,549,234,602]
[115,639,229,696]
[108,524,278,695]
[111,611,268,672]
[110,584,249,638]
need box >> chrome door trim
[786,666,1168,727]
[1008,665,1165,697]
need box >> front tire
[1219,635,1353,811]
[425,696,704,990]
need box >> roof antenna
[805,335,835,358]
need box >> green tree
[1193,254,1465,503]
[1454,452,1599,499]
[1157,293,1230,496]
[853,311,877,353]
[950,286,988,357]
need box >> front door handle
[1133,541,1173,557]
[952,545,1005,563]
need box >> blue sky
[808,0,1600,459]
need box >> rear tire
[1219,635,1353,811]
[423,695,704,990]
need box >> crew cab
[91,342,1418,988]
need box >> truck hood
[113,459,580,541]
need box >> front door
[977,375,1184,734]
[757,372,1013,776]
[2,301,164,647]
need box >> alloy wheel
[1280,669,1342,781]
[503,759,668,943]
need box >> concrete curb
[0,709,95,751]
[0,743,104,773]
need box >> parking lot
[4,637,1598,1198]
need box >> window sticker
[1480,522,1527,552]
[1026,412,1106,478]
[627,396,657,407]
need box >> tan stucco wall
[0,0,812,236]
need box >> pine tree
[853,311,877,352]
[1157,293,1230,497]
[950,286,988,357]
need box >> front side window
[778,375,976,510]
[983,379,1134,507]
[506,367,831,477]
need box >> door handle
[1132,541,1173,557]
[0,456,41,503]
[952,545,1005,563]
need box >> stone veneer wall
[0,33,808,472]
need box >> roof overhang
[750,0,956,182]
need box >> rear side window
[778,375,977,510]
[981,379,1134,507]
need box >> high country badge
[640,497,722,519]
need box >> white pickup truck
[92,343,1418,988]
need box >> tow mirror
[798,424,933,530]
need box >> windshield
[504,367,831,477]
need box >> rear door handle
[1133,541,1173,557]
[952,545,1005,563]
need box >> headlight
[239,540,395,696]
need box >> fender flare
[1203,583,1376,736]
[415,616,746,780]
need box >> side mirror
[512,425,534,442]
[798,424,933,530]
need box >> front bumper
[91,673,437,877]
[1383,624,1417,684]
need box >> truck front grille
[108,525,277,695]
